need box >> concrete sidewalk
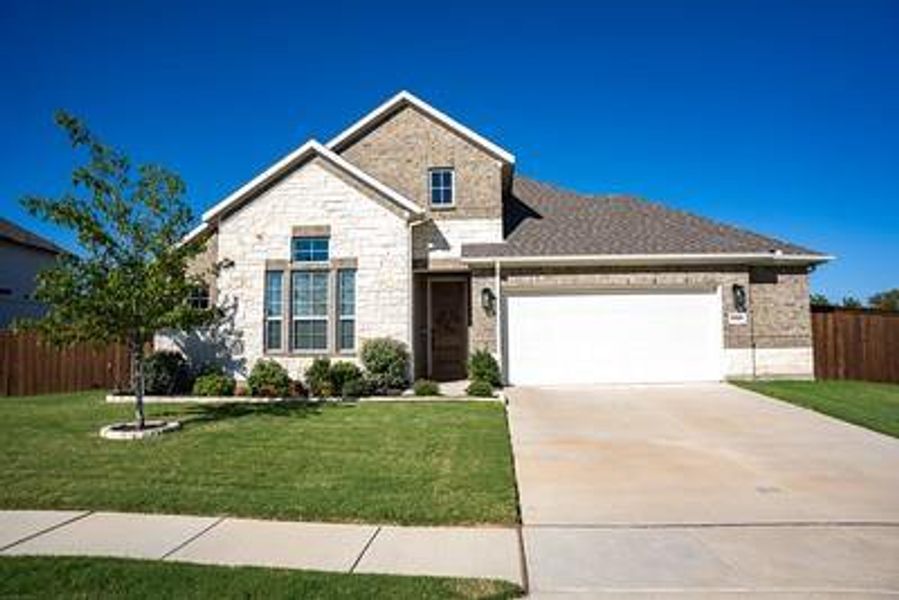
[0,510,523,585]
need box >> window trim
[262,249,361,358]
[428,167,455,208]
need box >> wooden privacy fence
[0,331,130,397]
[812,306,899,383]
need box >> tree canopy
[21,111,216,427]
[869,288,899,312]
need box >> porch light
[481,287,496,315]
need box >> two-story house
[0,218,65,329]
[164,91,831,385]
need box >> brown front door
[430,280,468,381]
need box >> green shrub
[341,377,370,399]
[192,373,236,397]
[247,360,291,397]
[304,357,332,397]
[465,379,494,398]
[330,361,363,396]
[143,350,192,395]
[467,349,501,387]
[360,337,409,394]
[413,379,440,396]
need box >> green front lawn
[0,392,518,525]
[733,379,899,438]
[0,556,521,599]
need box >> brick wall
[339,105,504,221]
[468,264,814,379]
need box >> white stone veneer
[421,218,502,259]
[209,160,411,379]
[725,347,814,379]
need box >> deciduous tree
[21,112,215,429]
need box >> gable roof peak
[327,90,516,165]
[200,138,422,225]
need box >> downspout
[494,259,504,385]
[749,278,757,379]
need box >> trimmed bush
[304,357,332,398]
[465,379,494,398]
[247,360,291,397]
[330,361,363,396]
[468,349,501,387]
[143,350,192,395]
[413,379,440,396]
[360,337,409,394]
[341,377,370,399]
[192,373,236,397]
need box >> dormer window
[429,168,454,207]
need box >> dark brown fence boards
[0,331,129,397]
[812,307,899,383]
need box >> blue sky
[1,0,896,301]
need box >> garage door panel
[506,291,723,385]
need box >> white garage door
[506,290,724,385]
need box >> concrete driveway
[506,383,899,597]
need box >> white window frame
[291,270,329,351]
[263,271,284,351]
[337,269,356,352]
[291,236,330,263]
[428,167,455,208]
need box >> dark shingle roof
[462,176,824,259]
[0,218,65,255]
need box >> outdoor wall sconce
[481,287,496,315]
[732,283,748,313]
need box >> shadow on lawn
[176,400,332,429]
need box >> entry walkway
[0,510,523,585]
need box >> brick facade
[339,105,505,220]
[187,231,219,304]
[466,265,814,379]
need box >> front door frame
[426,274,470,380]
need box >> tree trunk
[130,340,146,430]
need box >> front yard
[734,379,899,438]
[0,392,518,525]
[0,556,520,599]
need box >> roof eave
[326,90,516,165]
[199,139,423,226]
[461,252,836,267]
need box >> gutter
[461,252,835,267]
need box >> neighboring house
[162,91,832,385]
[0,218,65,328]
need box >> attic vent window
[429,168,454,207]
